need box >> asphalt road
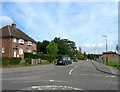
[2,60,119,91]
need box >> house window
[13,38,17,43]
[18,39,24,44]
[27,41,32,46]
[19,49,23,55]
[2,47,5,53]
[27,50,32,53]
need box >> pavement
[1,60,119,91]
[90,60,119,76]
[2,64,55,74]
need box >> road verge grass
[104,61,120,70]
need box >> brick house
[0,23,36,58]
[99,51,120,63]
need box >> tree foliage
[37,40,49,54]
[53,37,77,57]
[46,41,58,55]
[37,37,84,58]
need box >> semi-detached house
[0,23,36,58]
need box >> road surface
[2,60,119,91]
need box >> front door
[14,49,16,57]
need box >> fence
[31,58,41,65]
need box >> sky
[0,1,118,54]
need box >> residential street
[2,60,119,91]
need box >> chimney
[12,23,16,29]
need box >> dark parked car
[57,56,68,65]
[67,57,72,64]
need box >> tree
[53,37,77,57]
[40,40,50,54]
[83,52,87,60]
[46,41,58,55]
[37,41,41,53]
[76,47,84,60]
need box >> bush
[25,58,31,65]
[1,57,9,65]
[24,53,34,58]
[47,54,56,63]
[24,53,56,63]
[1,57,22,65]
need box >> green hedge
[1,57,22,65]
[24,53,56,63]
[25,58,32,65]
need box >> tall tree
[37,41,41,53]
[46,41,58,54]
[40,40,50,54]
[53,37,77,57]
[76,47,84,60]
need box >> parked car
[57,56,68,65]
[67,57,72,64]
[73,58,78,62]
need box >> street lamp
[102,35,108,52]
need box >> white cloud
[84,43,105,49]
[0,16,14,27]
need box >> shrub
[47,54,56,63]
[25,58,31,65]
[24,53,56,63]
[1,57,9,65]
[1,57,22,65]
[24,53,34,58]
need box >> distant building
[0,23,36,58]
[99,51,120,62]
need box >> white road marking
[105,75,116,78]
[74,66,77,68]
[69,69,74,75]
[13,81,29,83]
[22,85,83,90]
[49,80,54,82]
[110,75,116,78]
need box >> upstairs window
[13,38,17,43]
[18,39,24,44]
[27,41,32,46]
[2,47,5,53]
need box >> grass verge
[104,61,120,70]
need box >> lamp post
[102,35,108,65]
[102,35,108,52]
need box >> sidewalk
[2,64,55,74]
[90,60,119,76]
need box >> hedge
[24,53,56,62]
[25,58,31,65]
[1,57,22,65]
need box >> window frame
[19,49,23,55]
[13,38,17,43]
[2,47,5,53]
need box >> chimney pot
[12,23,16,28]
